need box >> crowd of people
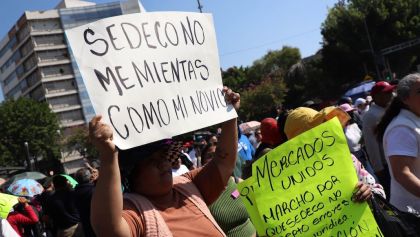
[0,74,419,237]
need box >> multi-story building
[0,0,144,173]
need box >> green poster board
[241,118,382,237]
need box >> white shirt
[188,149,198,167]
[362,103,387,172]
[172,165,190,177]
[1,218,20,237]
[384,109,420,211]
[344,123,362,152]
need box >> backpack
[370,193,420,237]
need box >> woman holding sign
[376,73,420,212]
[284,106,386,201]
[89,87,240,237]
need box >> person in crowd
[362,81,395,197]
[188,138,207,168]
[207,133,218,145]
[242,118,283,179]
[33,178,55,237]
[201,143,256,237]
[253,129,262,149]
[238,128,255,164]
[354,98,369,116]
[284,106,386,199]
[254,118,283,159]
[74,168,96,237]
[338,96,353,106]
[44,175,83,237]
[171,157,190,177]
[302,100,319,110]
[85,163,99,184]
[1,217,20,237]
[339,103,376,177]
[7,197,39,237]
[366,95,373,105]
[376,73,420,212]
[338,99,363,130]
[89,87,240,237]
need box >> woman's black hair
[375,97,406,142]
[375,73,420,142]
[277,110,289,143]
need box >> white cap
[355,98,367,107]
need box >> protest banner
[240,118,382,237]
[65,12,237,149]
[238,176,267,235]
[0,193,18,219]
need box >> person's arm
[389,156,420,197]
[213,87,240,186]
[89,115,132,237]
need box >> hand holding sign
[223,86,240,111]
[89,115,117,160]
[353,182,372,202]
[66,12,238,149]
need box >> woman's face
[130,149,173,197]
[403,79,420,117]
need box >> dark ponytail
[375,97,405,143]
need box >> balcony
[60,119,85,128]
[45,89,77,98]
[51,104,82,113]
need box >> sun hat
[370,81,396,95]
[339,103,356,112]
[284,106,350,139]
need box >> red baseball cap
[370,81,396,95]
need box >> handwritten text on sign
[239,118,382,237]
[65,12,237,149]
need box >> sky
[0,0,338,100]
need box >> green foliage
[285,54,336,107]
[64,126,98,160]
[222,66,249,93]
[223,47,298,120]
[321,0,420,86]
[0,98,61,166]
[239,75,287,121]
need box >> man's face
[374,91,393,107]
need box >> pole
[24,142,33,171]
[363,18,382,81]
[197,0,203,13]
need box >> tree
[239,74,287,121]
[222,66,249,93]
[285,53,335,107]
[64,126,98,160]
[0,98,61,167]
[321,0,420,88]
[222,46,299,120]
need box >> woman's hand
[18,197,28,206]
[89,115,117,160]
[352,182,372,202]
[223,86,240,111]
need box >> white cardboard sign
[65,12,237,149]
